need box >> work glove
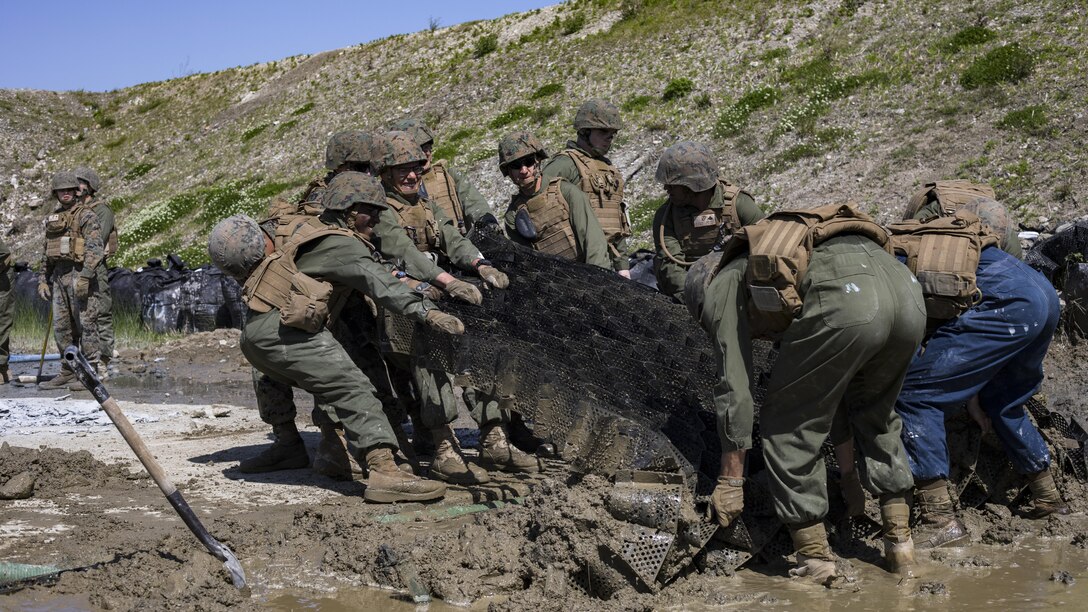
[37,278,51,302]
[425,309,465,335]
[405,278,443,301]
[839,470,866,518]
[477,264,509,289]
[75,276,91,300]
[710,476,745,527]
[444,278,483,306]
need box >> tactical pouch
[280,271,333,333]
[746,254,803,315]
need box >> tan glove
[37,278,51,301]
[444,278,483,305]
[477,264,509,289]
[404,277,443,301]
[425,309,465,335]
[710,476,745,527]
[839,470,866,518]
[75,276,91,300]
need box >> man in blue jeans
[895,214,1068,548]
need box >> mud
[2,330,1088,610]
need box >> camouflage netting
[403,226,1088,595]
[1024,219,1088,337]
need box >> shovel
[63,346,248,590]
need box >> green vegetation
[531,83,564,99]
[960,43,1034,89]
[760,48,789,62]
[622,94,654,112]
[104,136,127,149]
[241,124,269,142]
[473,33,499,58]
[560,12,586,36]
[276,119,299,134]
[135,98,166,114]
[941,26,996,54]
[124,162,156,180]
[93,109,115,128]
[997,105,1050,136]
[291,101,315,115]
[489,104,533,129]
[662,77,694,101]
[714,86,781,137]
[532,104,559,123]
[432,128,475,161]
[694,93,711,109]
[628,196,665,235]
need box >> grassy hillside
[1,0,1085,268]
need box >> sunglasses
[507,157,537,171]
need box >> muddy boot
[312,424,353,481]
[238,423,309,473]
[506,412,542,453]
[880,496,915,576]
[479,423,543,474]
[97,359,110,382]
[788,522,840,586]
[38,368,77,390]
[913,479,968,549]
[1025,469,1070,518]
[364,446,447,503]
[0,364,9,384]
[429,426,490,485]
[839,469,866,518]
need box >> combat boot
[880,497,915,575]
[238,423,309,473]
[38,368,77,390]
[0,364,9,384]
[1024,469,1070,518]
[479,423,543,474]
[364,446,447,503]
[787,522,840,585]
[97,359,110,382]
[312,423,353,481]
[913,479,968,548]
[429,425,490,485]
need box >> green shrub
[93,109,115,128]
[694,93,712,109]
[714,86,781,137]
[941,26,996,54]
[560,12,586,35]
[291,101,315,115]
[622,94,654,112]
[959,44,1034,89]
[531,83,564,99]
[760,48,789,62]
[780,56,837,91]
[997,105,1050,135]
[489,104,533,129]
[109,196,129,212]
[124,162,156,180]
[135,98,165,114]
[532,104,559,123]
[276,119,299,134]
[241,124,269,142]
[473,33,499,58]
[662,77,695,101]
[104,136,127,149]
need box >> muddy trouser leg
[0,267,12,369]
[75,273,101,363]
[95,264,114,361]
[896,251,1057,480]
[241,312,397,455]
[463,386,510,427]
[52,269,79,369]
[413,365,459,430]
[251,366,298,427]
[760,247,923,526]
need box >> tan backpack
[905,180,996,220]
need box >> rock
[20,167,42,180]
[1050,570,1075,586]
[0,471,36,499]
[917,581,948,596]
[28,198,44,210]
[983,503,1013,519]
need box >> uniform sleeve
[561,182,611,270]
[652,202,688,302]
[735,192,765,225]
[78,209,105,278]
[450,169,492,228]
[371,210,446,283]
[699,257,755,452]
[298,236,432,323]
[432,202,483,271]
[0,238,11,273]
[541,154,579,185]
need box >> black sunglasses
[508,156,537,170]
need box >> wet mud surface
[2,330,1088,610]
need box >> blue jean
[896,247,1058,480]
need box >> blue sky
[0,1,556,92]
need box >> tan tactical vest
[243,215,356,333]
[562,148,630,241]
[887,210,998,321]
[44,203,91,263]
[718,203,891,339]
[422,161,466,234]
[386,195,441,254]
[515,178,579,260]
[267,177,326,218]
[906,180,995,219]
[666,180,747,266]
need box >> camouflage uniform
[0,237,13,382]
[542,99,630,272]
[651,141,765,302]
[41,172,105,378]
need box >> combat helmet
[960,196,1016,244]
[374,131,427,174]
[325,130,372,171]
[574,99,623,131]
[72,166,102,194]
[322,171,389,212]
[389,118,435,148]
[208,214,267,282]
[51,171,80,193]
[655,141,719,192]
[498,131,548,171]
